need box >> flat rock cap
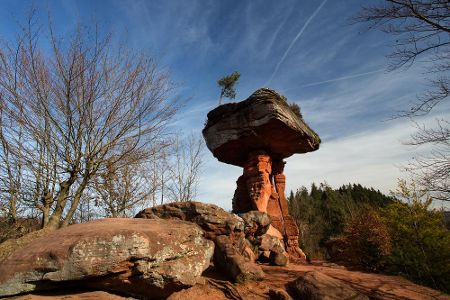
[202,88,320,167]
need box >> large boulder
[0,218,214,299]
[13,291,133,299]
[238,210,271,238]
[290,271,369,300]
[135,201,244,239]
[214,235,265,283]
[167,284,228,300]
[202,88,320,167]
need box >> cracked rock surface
[202,88,320,167]
[0,218,214,299]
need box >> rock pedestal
[232,151,305,258]
[203,88,321,259]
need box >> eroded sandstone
[203,89,320,259]
[0,218,214,299]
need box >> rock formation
[0,218,214,298]
[135,201,245,240]
[1,202,448,299]
[290,271,369,300]
[135,202,288,281]
[203,88,321,258]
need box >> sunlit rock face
[0,218,214,299]
[202,88,320,167]
[203,88,321,259]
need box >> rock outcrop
[214,235,265,283]
[291,271,369,300]
[0,218,214,299]
[135,201,244,240]
[13,291,133,300]
[203,88,321,258]
[136,202,288,281]
[202,88,320,167]
[2,202,449,299]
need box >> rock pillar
[233,151,305,259]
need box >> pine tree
[217,71,240,105]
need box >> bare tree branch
[0,11,180,228]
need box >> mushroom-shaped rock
[202,89,320,260]
[202,88,320,167]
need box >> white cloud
[266,0,328,86]
[284,119,423,195]
[197,117,437,210]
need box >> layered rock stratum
[203,88,320,167]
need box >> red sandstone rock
[204,89,320,260]
[291,271,369,300]
[202,88,320,167]
[238,210,271,238]
[230,150,305,259]
[214,235,265,283]
[0,218,214,299]
[241,151,272,212]
[13,291,133,300]
[167,284,228,300]
[135,201,244,240]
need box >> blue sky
[1,0,448,210]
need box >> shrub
[341,209,392,271]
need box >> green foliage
[288,183,393,259]
[289,180,450,293]
[217,71,240,104]
[381,180,450,292]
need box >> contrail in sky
[265,0,328,86]
[297,69,385,88]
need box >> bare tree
[0,103,21,222]
[405,120,450,201]
[355,1,450,201]
[0,11,179,228]
[93,148,162,217]
[166,134,204,202]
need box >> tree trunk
[8,194,17,223]
[45,175,76,229]
[61,175,90,227]
[41,191,52,228]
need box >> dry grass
[0,228,54,262]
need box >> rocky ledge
[0,218,214,298]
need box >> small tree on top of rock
[217,71,240,105]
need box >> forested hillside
[288,182,450,293]
[288,183,393,259]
